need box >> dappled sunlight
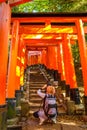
[42,27,74,33]
[60,121,77,126]
[21,27,74,34]
[22,34,61,39]
[16,65,20,76]
[21,57,25,64]
[21,27,74,40]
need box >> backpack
[43,94,58,118]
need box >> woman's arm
[41,84,47,90]
[37,89,45,98]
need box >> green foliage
[71,43,84,87]
[12,0,87,86]
[71,42,80,64]
[12,0,87,13]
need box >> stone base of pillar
[6,98,16,119]
[83,96,87,115]
[70,88,80,104]
[60,80,66,90]
[56,72,61,86]
[20,86,24,98]
[66,100,75,115]
[54,70,58,81]
[0,105,7,130]
[53,81,58,87]
[15,90,21,106]
[21,100,30,117]
[66,84,70,97]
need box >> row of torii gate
[0,1,87,129]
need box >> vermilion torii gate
[0,1,87,129]
[11,13,87,106]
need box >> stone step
[29,86,42,89]
[29,89,36,93]
[29,90,42,93]
[29,98,42,103]
[29,83,44,85]
[29,82,46,84]
[29,84,44,86]
[29,88,41,92]
[29,89,45,94]
[29,84,45,87]
[29,80,46,82]
[30,75,46,78]
[29,93,40,98]
[29,102,43,108]
[29,71,38,74]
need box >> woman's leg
[38,110,47,125]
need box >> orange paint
[15,39,21,90]
[47,46,58,70]
[57,43,65,81]
[0,3,11,105]
[19,39,25,86]
[25,50,29,66]
[62,34,70,85]
[7,20,19,98]
[41,49,47,66]
[57,44,61,74]
[76,19,87,96]
[38,54,41,64]
[64,35,77,89]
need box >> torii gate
[0,1,87,129]
[11,13,87,103]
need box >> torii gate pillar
[47,46,58,82]
[62,34,70,97]
[41,49,47,66]
[76,19,87,114]
[7,20,19,118]
[62,34,80,104]
[0,2,11,129]
[57,43,66,88]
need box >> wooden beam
[11,16,87,23]
[18,26,76,34]
[20,26,87,34]
[26,43,58,47]
[26,47,47,51]
[24,39,60,45]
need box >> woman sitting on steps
[33,83,58,125]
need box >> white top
[37,89,46,98]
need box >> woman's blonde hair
[46,86,55,95]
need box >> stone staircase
[29,67,46,115]
[28,66,67,116]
